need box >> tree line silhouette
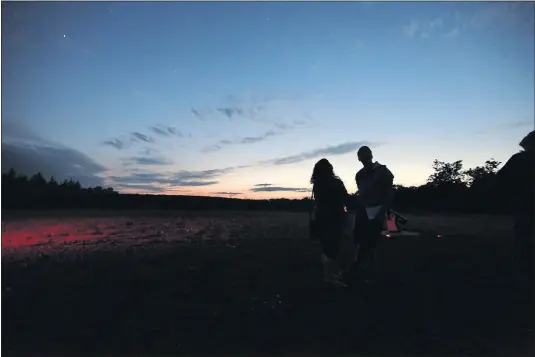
[1,157,513,214]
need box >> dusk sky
[2,2,533,199]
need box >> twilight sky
[2,2,533,199]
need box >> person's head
[519,130,535,152]
[357,146,373,168]
[310,158,337,185]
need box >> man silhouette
[496,130,535,285]
[352,146,394,284]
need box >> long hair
[310,158,339,185]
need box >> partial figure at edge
[495,130,535,287]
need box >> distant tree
[463,159,501,188]
[48,176,59,188]
[6,168,17,181]
[105,187,116,194]
[30,172,47,186]
[427,160,466,188]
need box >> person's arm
[381,168,394,208]
[377,167,394,219]
[339,181,353,209]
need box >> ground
[1,210,532,356]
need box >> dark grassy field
[1,211,533,356]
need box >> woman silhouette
[310,158,351,286]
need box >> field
[2,210,532,356]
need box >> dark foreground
[2,212,533,356]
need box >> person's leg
[359,218,382,283]
[349,215,367,281]
[319,222,344,284]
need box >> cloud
[251,186,311,193]
[139,147,160,156]
[192,93,318,126]
[173,180,219,187]
[131,132,155,143]
[212,191,243,195]
[507,120,534,129]
[103,139,127,150]
[2,120,107,188]
[402,17,444,39]
[404,3,533,41]
[149,125,183,137]
[240,130,278,144]
[402,20,420,38]
[467,2,533,30]
[475,120,534,135]
[191,108,213,121]
[202,130,281,153]
[217,107,244,119]
[202,145,223,153]
[110,172,165,185]
[444,27,459,38]
[264,141,380,166]
[109,165,245,188]
[250,182,310,192]
[125,156,173,166]
[149,126,170,137]
[116,184,167,193]
[193,106,262,122]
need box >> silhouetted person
[311,158,350,287]
[496,130,535,285]
[352,146,394,284]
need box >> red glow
[1,216,209,251]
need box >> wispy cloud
[103,138,127,150]
[131,132,155,143]
[473,119,533,136]
[467,2,533,30]
[202,129,282,153]
[217,107,244,119]
[191,108,204,120]
[402,17,444,39]
[109,165,246,188]
[124,156,172,166]
[507,120,534,129]
[263,141,380,166]
[444,27,459,38]
[251,186,311,193]
[192,105,265,122]
[149,125,185,138]
[212,191,243,196]
[116,183,167,193]
[403,3,533,41]
[254,183,272,187]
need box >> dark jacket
[313,178,350,219]
[496,151,535,217]
[355,162,394,208]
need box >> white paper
[365,205,383,220]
